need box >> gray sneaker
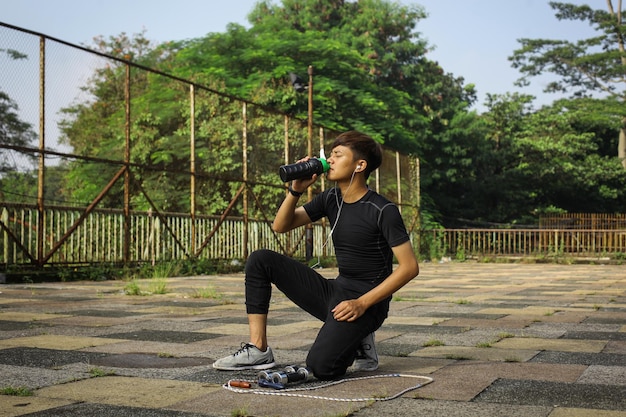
[212,342,276,371]
[353,332,379,371]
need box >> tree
[0,91,37,173]
[509,1,626,168]
[478,93,626,223]
[58,0,476,220]
[0,48,38,203]
[171,0,475,155]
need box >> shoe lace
[233,342,256,357]
[355,343,371,359]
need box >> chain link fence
[0,22,420,268]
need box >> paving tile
[563,331,626,341]
[577,365,626,386]
[603,341,626,354]
[356,398,553,417]
[0,262,624,416]
[0,320,51,332]
[35,376,212,408]
[0,363,93,391]
[474,379,626,410]
[47,316,139,327]
[172,389,367,417]
[0,312,71,322]
[0,395,74,417]
[410,345,539,362]
[384,316,448,326]
[494,337,607,353]
[6,403,210,417]
[0,347,109,367]
[530,351,626,366]
[0,335,125,350]
[97,330,219,344]
[549,407,626,417]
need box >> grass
[123,277,168,296]
[149,277,168,294]
[192,285,222,300]
[0,386,33,396]
[422,339,445,347]
[231,407,249,417]
[444,354,472,360]
[124,279,142,295]
[89,367,115,377]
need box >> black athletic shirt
[304,188,410,287]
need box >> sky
[1,0,599,113]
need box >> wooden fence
[540,213,626,230]
[424,228,626,260]
[2,204,625,268]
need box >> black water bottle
[279,157,329,182]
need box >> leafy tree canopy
[170,0,475,154]
[509,1,626,167]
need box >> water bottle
[279,157,329,182]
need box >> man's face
[326,145,358,181]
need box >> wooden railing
[540,213,626,229]
[0,204,336,266]
[2,204,625,267]
[422,228,626,260]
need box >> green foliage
[0,386,33,396]
[171,0,474,154]
[437,92,626,224]
[191,284,224,301]
[17,0,624,231]
[509,1,626,168]
[89,367,115,377]
[124,280,142,295]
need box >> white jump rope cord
[224,373,434,402]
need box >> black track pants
[244,249,388,379]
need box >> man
[212,130,419,380]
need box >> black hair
[330,131,383,179]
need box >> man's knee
[306,342,351,380]
[245,249,282,277]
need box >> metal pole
[190,85,196,255]
[123,64,131,265]
[37,36,45,266]
[242,102,249,259]
[305,65,314,261]
[396,151,402,214]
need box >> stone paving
[0,262,624,417]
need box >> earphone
[356,164,362,171]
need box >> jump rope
[223,155,434,401]
[223,370,434,402]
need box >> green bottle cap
[319,158,330,173]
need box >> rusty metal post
[242,102,249,259]
[415,157,421,254]
[305,65,314,261]
[37,36,45,266]
[284,115,292,252]
[190,85,196,255]
[396,151,402,214]
[123,64,131,264]
[319,126,327,256]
